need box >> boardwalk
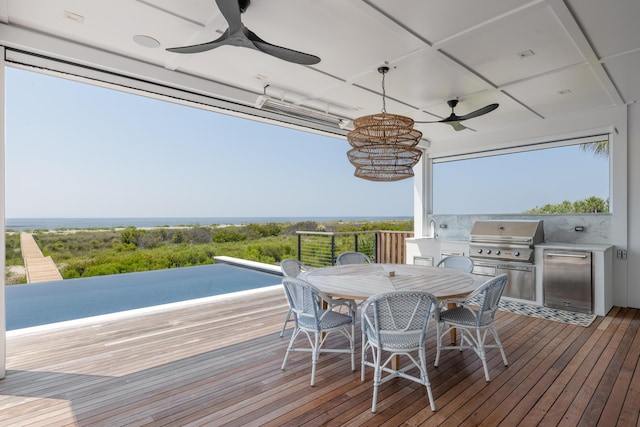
[19,232,63,283]
[1,286,639,426]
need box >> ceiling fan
[415,99,499,131]
[166,0,321,65]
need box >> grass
[6,219,413,283]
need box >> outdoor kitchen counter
[407,237,614,316]
[536,242,613,251]
[405,237,470,266]
[535,243,614,316]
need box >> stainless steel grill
[469,220,544,263]
[469,220,545,301]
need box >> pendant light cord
[378,65,390,114]
[381,70,387,114]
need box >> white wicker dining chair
[336,251,372,265]
[279,258,313,337]
[281,258,310,279]
[361,291,438,413]
[280,277,356,386]
[280,258,357,337]
[436,255,475,273]
[435,274,509,381]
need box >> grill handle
[545,252,589,259]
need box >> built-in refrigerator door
[543,249,592,314]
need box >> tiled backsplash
[428,214,611,244]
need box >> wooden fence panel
[376,231,414,264]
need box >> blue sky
[5,67,609,219]
[433,144,610,214]
[5,67,414,218]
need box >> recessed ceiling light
[133,35,161,48]
[517,50,535,59]
[63,10,84,23]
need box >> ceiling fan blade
[414,113,459,124]
[215,0,243,34]
[167,0,321,64]
[457,103,499,121]
[447,121,468,132]
[247,29,321,65]
[166,30,230,53]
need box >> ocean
[6,216,412,231]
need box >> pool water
[6,263,283,331]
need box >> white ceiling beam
[0,23,257,105]
[547,0,624,106]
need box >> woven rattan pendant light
[346,66,422,181]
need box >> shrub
[240,223,282,239]
[172,230,184,244]
[183,227,212,244]
[212,227,247,243]
[137,231,165,249]
[120,227,140,246]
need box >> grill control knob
[486,249,492,255]
[514,251,520,257]
[476,249,483,254]
[495,250,501,255]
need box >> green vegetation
[523,196,610,214]
[580,140,609,158]
[6,233,22,266]
[8,220,413,282]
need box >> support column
[1,47,7,379]
[412,150,428,238]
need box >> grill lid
[469,220,544,245]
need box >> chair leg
[279,308,293,337]
[434,321,442,367]
[350,322,355,371]
[476,328,491,381]
[371,347,382,413]
[419,347,436,412]
[361,332,367,381]
[281,326,300,370]
[491,325,509,366]
[310,332,320,387]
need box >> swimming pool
[6,263,283,331]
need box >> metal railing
[296,230,414,267]
[296,231,377,267]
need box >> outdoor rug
[497,299,597,327]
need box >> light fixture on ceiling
[255,87,352,130]
[133,35,161,48]
[346,66,422,182]
[63,10,84,24]
[517,49,535,59]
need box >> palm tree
[580,140,609,157]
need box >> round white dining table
[299,263,485,302]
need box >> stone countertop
[406,237,469,244]
[407,237,613,251]
[536,242,613,251]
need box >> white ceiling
[1,0,638,144]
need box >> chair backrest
[465,274,508,326]
[361,291,437,347]
[436,255,474,273]
[281,277,323,331]
[281,258,311,278]
[336,251,372,265]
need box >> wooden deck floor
[1,286,639,426]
